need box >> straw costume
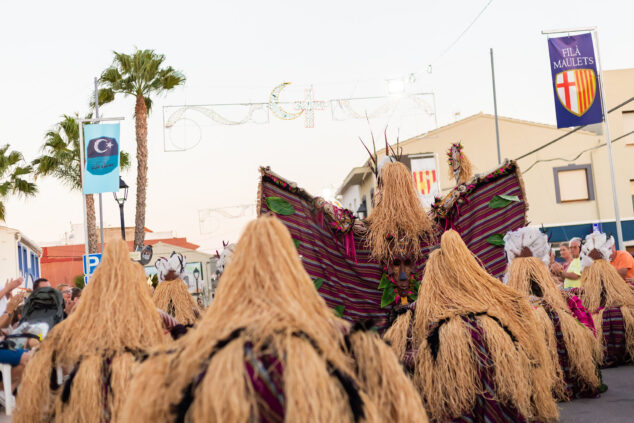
[447,141,473,185]
[153,252,201,325]
[14,240,166,423]
[120,216,427,423]
[577,231,634,366]
[388,230,559,422]
[503,227,602,400]
[258,139,528,330]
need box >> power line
[431,0,495,64]
[515,96,634,161]
[522,129,634,174]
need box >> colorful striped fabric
[245,345,285,423]
[563,292,596,335]
[433,162,528,279]
[542,303,600,400]
[451,315,528,423]
[258,161,527,330]
[599,307,632,367]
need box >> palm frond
[120,151,131,171]
[11,177,38,197]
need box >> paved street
[560,365,634,422]
[0,365,630,421]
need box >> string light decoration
[162,82,437,151]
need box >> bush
[73,275,85,289]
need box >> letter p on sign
[83,253,102,276]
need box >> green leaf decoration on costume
[486,234,505,246]
[334,305,345,318]
[488,194,520,209]
[266,196,295,215]
[381,286,396,308]
[293,239,301,249]
[408,280,420,302]
[378,273,391,289]
[313,278,324,290]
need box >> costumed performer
[120,215,427,423]
[14,240,167,423]
[503,227,602,400]
[386,230,559,422]
[577,231,634,367]
[258,138,528,330]
[153,252,201,325]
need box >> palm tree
[0,145,37,221]
[33,115,130,253]
[97,49,185,250]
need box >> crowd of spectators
[0,277,83,390]
[551,236,634,287]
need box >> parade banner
[547,33,603,128]
[82,123,120,194]
[410,155,440,208]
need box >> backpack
[19,287,65,329]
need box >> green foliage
[333,305,345,318]
[73,275,85,289]
[488,194,520,209]
[377,273,391,289]
[293,239,301,249]
[486,234,506,247]
[381,286,396,308]
[97,49,186,113]
[265,196,295,215]
[151,274,159,288]
[0,144,37,221]
[313,277,324,290]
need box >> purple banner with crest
[547,33,603,128]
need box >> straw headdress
[578,232,634,358]
[153,253,201,325]
[365,161,435,262]
[504,228,601,400]
[412,230,558,422]
[15,239,166,423]
[120,216,426,423]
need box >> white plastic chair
[0,363,14,415]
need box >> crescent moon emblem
[94,138,109,154]
[269,82,304,120]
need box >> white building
[0,226,42,289]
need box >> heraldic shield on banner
[554,68,597,117]
[547,33,603,128]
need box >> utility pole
[94,77,105,253]
[490,48,501,164]
[541,27,624,249]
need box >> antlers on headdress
[358,119,403,178]
[216,241,230,259]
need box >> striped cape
[257,160,528,330]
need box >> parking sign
[83,254,102,276]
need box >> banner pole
[94,77,105,253]
[594,30,624,249]
[78,120,90,256]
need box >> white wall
[341,184,361,214]
[0,228,18,283]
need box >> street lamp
[193,267,200,294]
[113,177,129,240]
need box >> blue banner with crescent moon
[83,123,120,194]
